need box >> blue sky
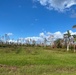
[0,0,76,40]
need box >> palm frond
[72,25,76,28]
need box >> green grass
[0,47,76,75]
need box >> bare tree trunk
[67,42,69,51]
[74,44,76,52]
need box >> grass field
[0,46,76,75]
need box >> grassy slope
[0,47,76,75]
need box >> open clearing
[0,46,76,75]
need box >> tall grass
[0,46,76,75]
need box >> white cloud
[39,32,45,37]
[39,30,76,40]
[6,33,13,36]
[54,31,63,39]
[38,0,47,5]
[8,39,17,43]
[39,31,63,41]
[64,30,76,35]
[15,30,76,44]
[25,37,41,41]
[4,30,76,44]
[37,0,76,12]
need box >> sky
[0,0,76,40]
